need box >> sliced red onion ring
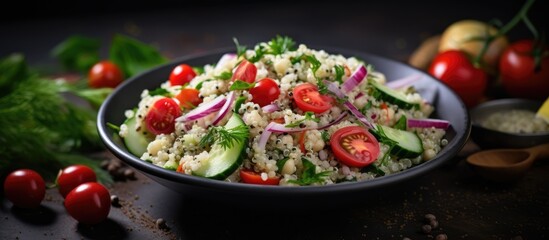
[341,65,367,93]
[325,80,344,98]
[407,118,450,129]
[215,53,236,71]
[355,92,364,99]
[386,74,422,89]
[262,104,279,113]
[212,91,235,126]
[343,101,374,129]
[176,95,226,122]
[258,122,276,150]
[317,112,348,130]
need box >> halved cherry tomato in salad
[292,83,334,114]
[239,169,280,185]
[231,59,257,83]
[249,78,280,107]
[330,126,380,168]
[88,61,124,88]
[169,64,196,86]
[175,88,202,109]
[145,98,182,135]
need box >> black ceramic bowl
[97,47,470,205]
[470,98,549,149]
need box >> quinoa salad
[118,36,450,186]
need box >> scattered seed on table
[402,237,412,240]
[435,233,448,240]
[421,224,432,234]
[424,213,436,222]
[429,219,439,229]
[111,195,120,207]
[123,169,135,179]
[100,160,110,169]
[156,218,168,230]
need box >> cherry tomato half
[428,50,487,107]
[231,59,257,83]
[249,78,280,107]
[499,39,549,100]
[169,64,196,86]
[145,98,182,135]
[64,182,110,225]
[292,83,334,114]
[57,165,97,198]
[3,169,45,208]
[330,126,380,168]
[239,169,280,185]
[88,61,124,88]
[175,88,202,109]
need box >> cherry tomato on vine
[428,50,487,107]
[57,165,97,198]
[169,64,196,86]
[64,182,111,225]
[145,98,182,135]
[175,88,202,109]
[249,78,280,107]
[292,83,334,114]
[231,60,257,83]
[499,39,549,100]
[330,126,380,168]
[88,61,124,88]
[3,169,45,208]
[239,169,280,185]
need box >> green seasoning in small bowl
[481,109,549,134]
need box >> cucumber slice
[373,125,423,158]
[370,81,420,110]
[123,116,153,157]
[193,113,248,180]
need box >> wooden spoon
[466,143,549,182]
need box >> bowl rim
[470,98,549,137]
[97,47,471,196]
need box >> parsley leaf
[288,158,331,186]
[276,158,289,172]
[149,87,171,96]
[229,80,255,91]
[199,124,249,150]
[334,65,345,84]
[267,35,296,55]
[193,66,205,75]
[215,71,233,80]
[285,112,319,128]
[301,54,328,94]
[248,45,266,63]
[394,115,407,130]
[109,34,168,78]
[233,37,247,58]
[234,96,248,112]
[321,130,330,142]
[51,35,100,73]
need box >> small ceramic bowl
[470,98,549,149]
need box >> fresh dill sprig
[199,124,249,150]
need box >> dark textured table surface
[1,1,548,239]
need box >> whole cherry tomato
[64,182,111,225]
[57,165,97,198]
[88,61,124,88]
[499,39,549,100]
[169,64,196,86]
[428,50,488,107]
[145,98,182,135]
[3,169,45,208]
[249,78,280,107]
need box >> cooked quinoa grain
[119,36,448,186]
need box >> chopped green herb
[288,158,331,186]
[234,96,247,112]
[290,54,303,65]
[229,80,255,91]
[233,37,247,58]
[248,45,266,63]
[267,35,296,55]
[285,112,319,128]
[148,87,171,96]
[215,71,233,80]
[321,130,330,142]
[369,124,397,165]
[199,124,249,150]
[193,66,205,75]
[360,101,373,115]
[107,122,121,132]
[362,164,385,176]
[334,65,345,84]
[394,115,407,130]
[276,158,289,172]
[301,54,327,94]
[195,79,212,90]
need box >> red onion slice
[386,74,422,89]
[212,91,236,126]
[407,118,450,129]
[341,65,367,93]
[176,95,226,122]
[343,101,374,129]
[258,122,276,150]
[317,112,348,130]
[262,104,279,113]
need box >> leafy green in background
[109,34,168,77]
[0,54,111,184]
[51,35,100,73]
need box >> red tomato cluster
[429,39,549,107]
[3,165,111,225]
